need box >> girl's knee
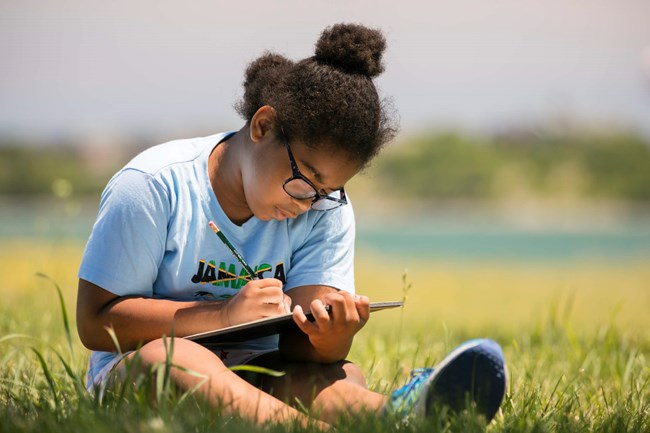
[132,337,225,370]
[314,361,368,388]
[134,337,181,364]
[341,361,367,388]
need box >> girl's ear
[249,105,278,143]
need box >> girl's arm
[76,278,290,352]
[279,285,370,363]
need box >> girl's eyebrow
[302,160,322,182]
[299,158,344,192]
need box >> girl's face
[242,135,359,221]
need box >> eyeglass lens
[283,179,344,210]
[283,178,317,200]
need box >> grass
[1,239,649,432]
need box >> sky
[1,0,650,144]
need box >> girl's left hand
[292,291,370,361]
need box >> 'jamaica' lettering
[273,262,285,283]
[254,263,272,279]
[191,260,205,283]
[191,259,286,287]
[216,262,238,287]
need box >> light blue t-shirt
[79,132,356,384]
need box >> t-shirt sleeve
[78,169,170,297]
[284,204,356,295]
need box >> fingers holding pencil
[207,220,291,322]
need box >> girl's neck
[208,128,254,226]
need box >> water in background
[357,222,650,262]
[1,198,649,262]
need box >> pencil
[208,221,259,280]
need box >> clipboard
[185,301,403,345]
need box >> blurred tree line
[0,144,113,196]
[1,129,649,201]
[373,129,650,202]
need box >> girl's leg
[238,352,388,423]
[112,338,327,429]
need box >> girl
[76,23,506,428]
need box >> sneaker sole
[422,338,506,422]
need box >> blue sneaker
[387,338,507,423]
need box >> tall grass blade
[155,363,165,403]
[173,367,210,406]
[228,365,286,377]
[164,333,174,391]
[54,351,87,397]
[395,270,411,371]
[0,333,35,344]
[161,335,172,397]
[35,272,74,356]
[104,326,123,354]
[30,347,60,411]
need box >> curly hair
[235,23,398,168]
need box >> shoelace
[389,367,435,415]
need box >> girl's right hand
[223,278,291,326]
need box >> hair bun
[314,23,386,78]
[243,52,292,86]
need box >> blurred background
[1,0,649,334]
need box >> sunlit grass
[1,239,649,432]
[356,253,650,334]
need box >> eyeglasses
[280,130,348,211]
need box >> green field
[1,240,649,432]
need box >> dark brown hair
[235,23,398,168]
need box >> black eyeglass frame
[279,129,348,211]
